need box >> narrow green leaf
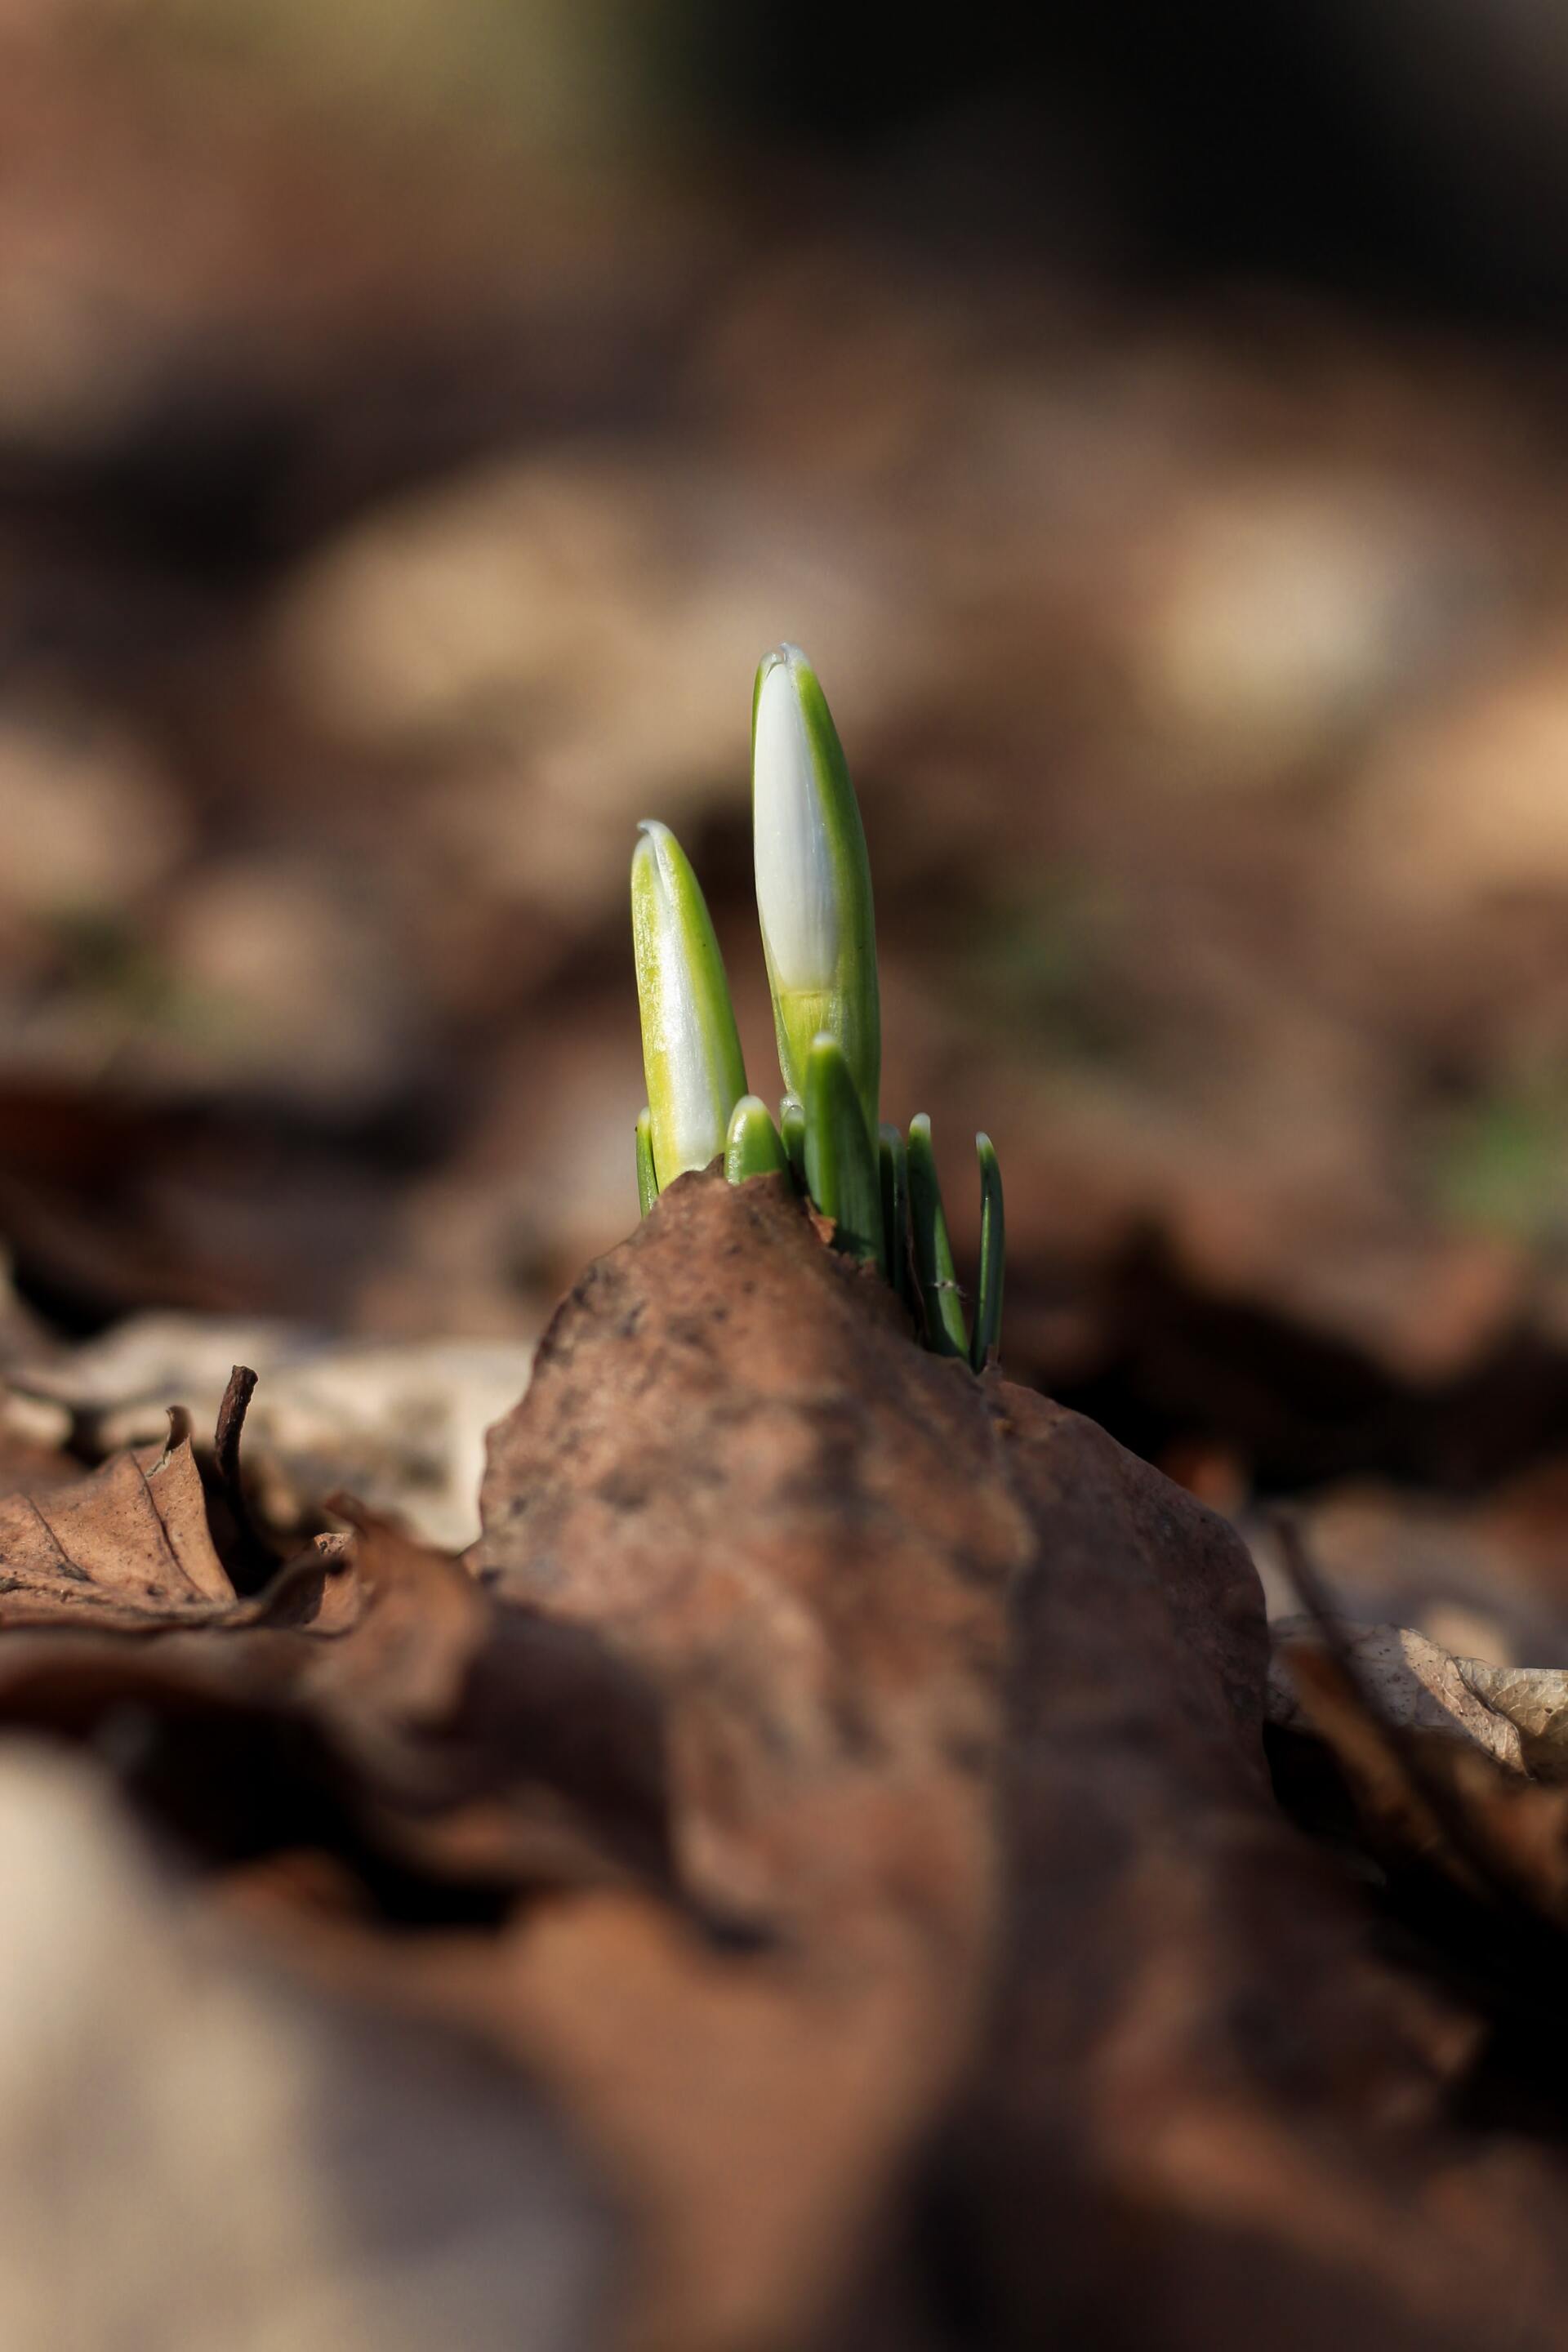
[780,1095,807,1187]
[635,1106,658,1217]
[879,1123,913,1303]
[726,1094,789,1184]
[971,1132,1004,1371]
[804,1034,884,1264]
[907,1113,969,1357]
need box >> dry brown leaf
[0,1365,373,1642]
[8,1177,1568,2351]
[1269,1615,1568,1931]
[301,1503,486,1726]
[0,1412,251,1629]
[465,1169,1568,2352]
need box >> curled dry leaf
[0,1408,278,1631]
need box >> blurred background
[8,0,1568,1648]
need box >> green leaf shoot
[804,1032,884,1264]
[726,1094,789,1184]
[635,1106,659,1217]
[971,1132,1004,1371]
[907,1113,969,1357]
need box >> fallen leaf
[470,1169,1568,2352]
[1459,1659,1568,1779]
[1267,1610,1568,1936]
[0,1411,247,1628]
[1270,1617,1529,1775]
[5,1174,1568,2351]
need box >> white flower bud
[630,821,746,1189]
[751,644,880,1134]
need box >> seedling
[631,646,1005,1365]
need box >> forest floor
[7,19,1568,2344]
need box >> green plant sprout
[752,644,880,1138]
[630,819,747,1188]
[631,644,1005,1367]
[779,1096,808,1187]
[725,1094,789,1184]
[804,1031,883,1267]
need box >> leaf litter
[0,1390,337,1632]
[5,1182,1568,2345]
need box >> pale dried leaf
[1270,1618,1528,1773]
[0,1419,240,1628]
[0,1412,354,1635]
[1457,1660,1568,1778]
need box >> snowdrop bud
[724,1094,788,1185]
[630,821,747,1190]
[751,644,880,1135]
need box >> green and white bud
[804,1032,884,1265]
[725,1094,789,1185]
[630,820,747,1189]
[751,644,880,1137]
